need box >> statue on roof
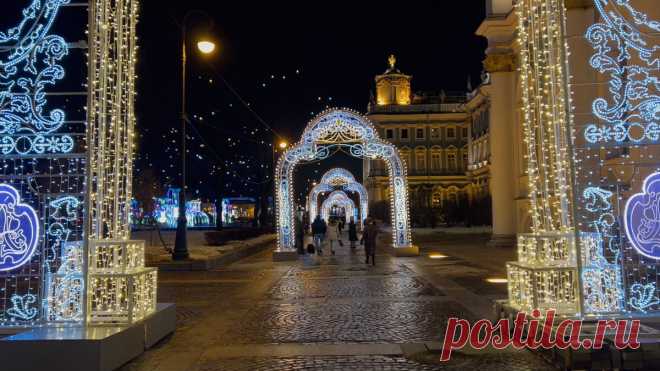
[388,54,396,69]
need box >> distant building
[364,55,492,223]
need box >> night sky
[134,1,487,203]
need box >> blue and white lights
[0,183,40,272]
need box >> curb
[148,234,276,271]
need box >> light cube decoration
[87,240,157,324]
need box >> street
[120,230,556,370]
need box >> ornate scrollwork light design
[0,0,74,155]
[308,168,368,228]
[275,108,412,251]
[320,190,357,222]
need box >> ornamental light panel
[0,0,154,328]
[507,0,660,318]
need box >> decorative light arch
[320,190,357,222]
[275,108,414,254]
[308,167,368,227]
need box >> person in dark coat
[361,217,378,265]
[295,214,305,255]
[348,216,358,248]
[311,215,327,255]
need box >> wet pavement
[120,231,556,371]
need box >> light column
[477,11,517,247]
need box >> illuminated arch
[320,190,356,222]
[308,168,368,227]
[276,108,413,253]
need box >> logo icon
[0,184,40,271]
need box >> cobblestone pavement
[120,231,555,371]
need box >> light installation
[1,0,155,328]
[508,0,660,317]
[573,0,659,315]
[308,168,368,227]
[320,190,357,222]
[506,0,580,315]
[0,184,40,272]
[275,108,413,252]
[152,188,214,228]
[624,172,660,260]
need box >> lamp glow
[429,253,447,259]
[197,40,216,54]
[486,278,508,284]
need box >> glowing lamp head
[197,40,216,54]
[278,141,288,149]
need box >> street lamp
[173,12,216,261]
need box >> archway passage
[308,167,368,228]
[275,108,417,256]
[320,190,357,222]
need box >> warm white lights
[197,40,216,54]
[507,0,579,315]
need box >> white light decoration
[308,168,368,227]
[571,0,660,315]
[275,108,413,252]
[86,0,155,324]
[0,0,88,327]
[507,0,580,315]
[319,190,357,223]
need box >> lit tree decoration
[275,108,412,252]
[507,0,580,315]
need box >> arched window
[430,146,442,172]
[432,192,441,207]
[415,147,426,172]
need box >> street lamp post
[173,12,216,261]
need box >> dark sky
[134,1,488,202]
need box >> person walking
[326,219,340,255]
[348,217,358,249]
[361,217,378,266]
[311,215,327,255]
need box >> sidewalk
[132,229,276,271]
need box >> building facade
[364,56,495,230]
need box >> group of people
[297,215,379,265]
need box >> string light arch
[275,108,413,252]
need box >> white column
[476,11,517,246]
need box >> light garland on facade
[507,0,579,315]
[275,108,412,251]
[574,0,659,315]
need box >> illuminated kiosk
[308,167,368,228]
[0,1,174,370]
[320,190,358,223]
[505,0,660,320]
[275,108,417,260]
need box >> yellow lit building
[364,56,492,228]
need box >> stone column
[476,11,517,247]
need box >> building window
[416,152,426,171]
[416,128,425,140]
[430,128,440,139]
[432,193,441,207]
[462,153,468,170]
[431,152,441,170]
[400,128,409,140]
[448,153,456,171]
[447,127,455,138]
[462,127,468,138]
[386,129,394,139]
